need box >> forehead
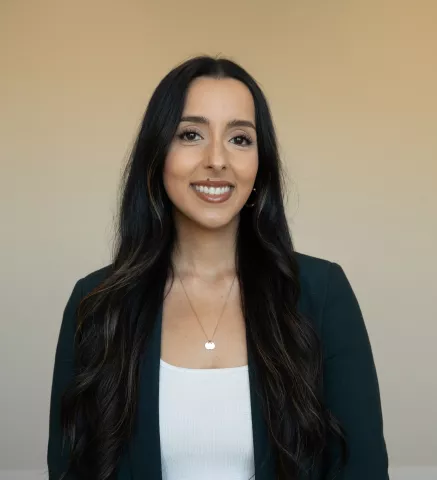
[182,77,255,122]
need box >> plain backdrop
[1,0,436,478]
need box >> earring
[245,188,257,208]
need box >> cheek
[234,153,259,187]
[163,151,187,188]
[163,149,199,204]
[163,150,180,180]
[163,155,180,202]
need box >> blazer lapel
[247,330,277,479]
[126,307,276,480]
[126,305,163,479]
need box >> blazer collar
[123,306,276,479]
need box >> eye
[230,134,253,146]
[178,130,202,142]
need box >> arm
[322,263,389,479]
[47,279,83,479]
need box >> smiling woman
[47,56,389,480]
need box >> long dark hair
[61,56,346,479]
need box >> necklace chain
[176,270,237,350]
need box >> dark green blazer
[48,252,389,479]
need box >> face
[163,76,259,230]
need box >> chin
[186,210,240,231]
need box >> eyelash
[177,129,254,146]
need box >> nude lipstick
[190,180,234,204]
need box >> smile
[190,184,234,203]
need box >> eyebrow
[180,115,256,131]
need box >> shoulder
[294,251,333,285]
[76,254,341,297]
[76,264,113,295]
[294,250,335,301]
[75,254,352,327]
[293,251,351,329]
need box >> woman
[47,56,389,480]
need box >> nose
[205,138,228,171]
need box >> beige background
[1,0,436,477]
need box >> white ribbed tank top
[159,358,256,480]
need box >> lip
[190,183,234,204]
[190,180,235,188]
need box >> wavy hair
[60,56,347,479]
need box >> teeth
[193,185,232,195]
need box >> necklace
[176,271,237,351]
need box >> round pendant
[205,341,216,350]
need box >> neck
[172,213,238,281]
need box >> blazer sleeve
[47,279,83,480]
[321,262,389,479]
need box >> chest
[158,359,255,479]
[161,278,248,369]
